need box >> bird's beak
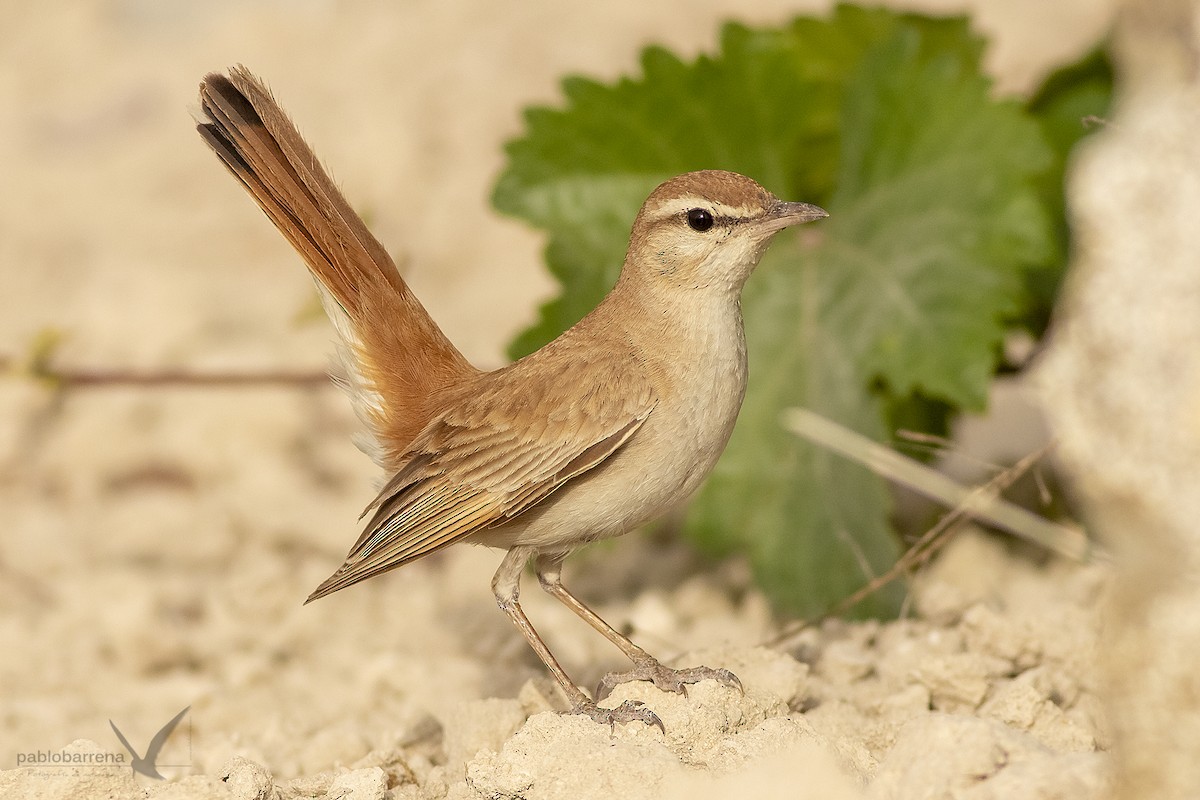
[755,200,829,235]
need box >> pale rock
[146,774,240,799]
[462,648,812,799]
[980,672,1095,753]
[872,683,932,719]
[419,765,449,800]
[516,678,559,717]
[350,744,421,789]
[913,579,976,625]
[0,739,144,800]
[296,722,371,773]
[439,698,528,778]
[1022,664,1081,709]
[626,590,679,640]
[912,532,1011,621]
[672,645,808,710]
[662,737,864,800]
[703,715,820,773]
[873,621,965,688]
[867,714,1048,800]
[980,676,1043,730]
[960,751,1110,800]
[672,577,736,625]
[1066,692,1110,750]
[820,639,875,685]
[219,755,278,800]
[960,604,1041,671]
[326,767,387,800]
[463,713,677,800]
[804,700,894,763]
[912,653,1009,713]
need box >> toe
[573,699,665,732]
[595,672,623,701]
[596,663,742,699]
[713,668,743,693]
[611,700,664,733]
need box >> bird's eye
[686,208,715,232]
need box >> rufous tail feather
[197,66,478,467]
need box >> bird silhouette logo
[108,706,190,779]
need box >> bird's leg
[533,554,741,702]
[492,547,663,730]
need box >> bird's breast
[476,295,749,553]
[645,301,748,496]
[557,296,749,533]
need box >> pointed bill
[754,200,829,235]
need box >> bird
[196,66,827,728]
[109,706,190,780]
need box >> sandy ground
[0,1,1120,798]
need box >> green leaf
[1028,46,1114,161]
[687,243,903,617]
[691,28,1053,615]
[493,6,1062,617]
[829,30,1053,408]
[495,5,987,360]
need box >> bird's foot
[571,699,664,732]
[596,661,742,701]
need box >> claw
[710,667,743,694]
[573,699,664,733]
[596,661,742,701]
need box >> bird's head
[624,170,827,293]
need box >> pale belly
[474,334,748,555]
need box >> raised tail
[197,66,477,467]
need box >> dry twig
[767,408,1089,650]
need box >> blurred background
[0,0,1117,787]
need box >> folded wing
[307,361,657,601]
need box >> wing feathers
[306,390,656,603]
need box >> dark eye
[686,208,714,232]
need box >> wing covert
[305,365,656,602]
